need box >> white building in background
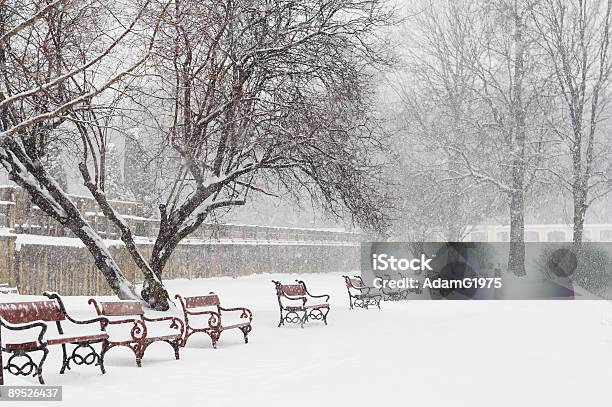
[467,224,612,242]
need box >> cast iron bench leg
[239,325,251,343]
[37,348,49,385]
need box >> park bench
[343,275,382,309]
[0,292,109,384]
[88,299,183,367]
[175,293,252,348]
[380,273,411,301]
[272,280,330,328]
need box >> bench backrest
[183,294,220,309]
[0,300,64,324]
[279,284,305,296]
[346,277,363,288]
[97,301,144,316]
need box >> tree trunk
[508,189,526,276]
[0,144,140,301]
[572,190,587,246]
[140,276,170,310]
[508,4,526,276]
[79,163,170,310]
[68,220,140,300]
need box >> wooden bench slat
[99,301,144,316]
[46,333,108,346]
[304,303,329,309]
[349,278,363,287]
[0,301,64,324]
[185,295,220,308]
[281,284,305,296]
[4,340,39,351]
[148,333,181,341]
[221,322,251,330]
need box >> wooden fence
[0,185,366,296]
[1,237,361,296]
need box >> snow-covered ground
[3,272,612,407]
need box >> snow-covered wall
[1,236,360,295]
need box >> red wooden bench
[88,299,183,367]
[272,280,330,328]
[343,275,382,309]
[175,293,252,348]
[0,292,109,384]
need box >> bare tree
[397,0,555,275]
[387,100,506,241]
[0,0,167,301]
[532,0,612,245]
[110,0,396,306]
[1,0,396,309]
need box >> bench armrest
[142,315,184,334]
[43,291,109,327]
[105,318,148,340]
[297,280,330,302]
[0,319,47,349]
[185,309,220,317]
[219,306,253,321]
[351,276,377,293]
[306,293,330,302]
[354,285,378,296]
[185,309,221,328]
